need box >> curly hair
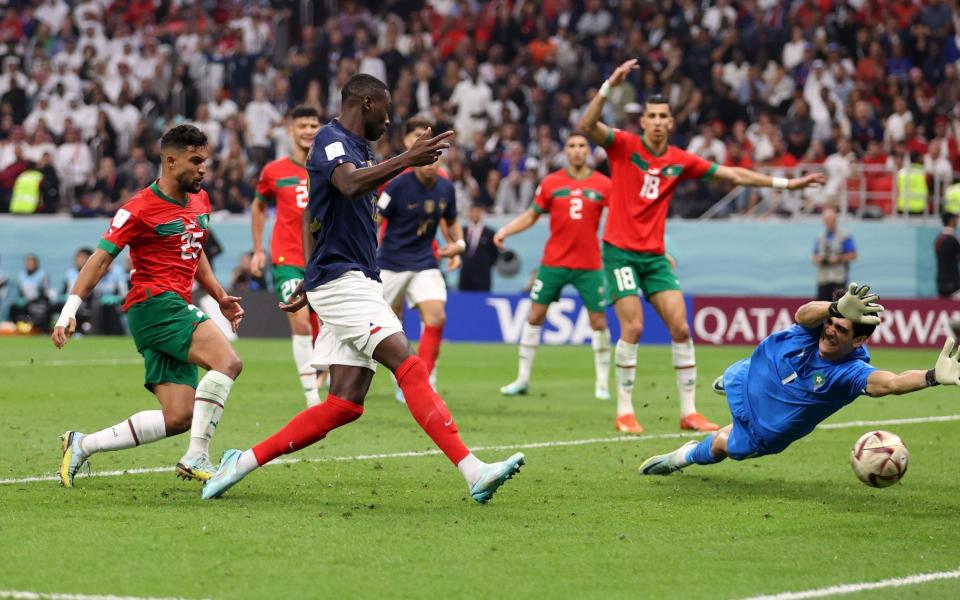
[160,124,208,154]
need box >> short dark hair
[942,212,957,227]
[644,94,672,112]
[404,116,433,135]
[831,288,878,339]
[290,105,320,120]
[566,131,590,142]
[341,74,388,105]
[76,247,93,257]
[160,124,207,154]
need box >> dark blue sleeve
[377,178,399,218]
[442,181,457,220]
[308,130,358,188]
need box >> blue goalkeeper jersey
[725,324,876,454]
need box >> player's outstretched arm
[493,208,540,250]
[195,252,244,332]
[866,338,960,396]
[250,197,268,276]
[712,164,826,190]
[795,282,884,326]
[577,59,638,146]
[51,248,115,348]
[331,128,455,198]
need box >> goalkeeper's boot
[639,440,698,476]
[201,449,246,499]
[595,385,611,401]
[680,412,720,432]
[176,453,217,482]
[615,413,644,434]
[469,453,525,504]
[58,431,89,488]
[712,375,726,396]
[499,380,529,396]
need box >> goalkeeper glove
[829,282,884,325]
[933,337,960,386]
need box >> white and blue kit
[304,119,403,372]
[722,323,876,459]
[377,171,457,307]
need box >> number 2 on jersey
[295,184,309,208]
[569,197,583,220]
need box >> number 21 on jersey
[640,173,660,200]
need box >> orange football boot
[680,412,720,432]
[615,413,644,433]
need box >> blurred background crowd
[0,0,959,221]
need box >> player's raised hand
[219,295,245,332]
[832,282,885,325]
[934,337,960,385]
[406,127,455,167]
[51,319,76,349]
[788,172,827,189]
[250,251,266,277]
[279,281,308,313]
[608,59,640,87]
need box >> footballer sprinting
[377,116,465,402]
[578,58,826,434]
[202,74,524,503]
[250,105,326,407]
[640,283,960,475]
[495,132,613,401]
[53,125,245,486]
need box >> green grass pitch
[1,336,958,599]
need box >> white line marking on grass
[737,567,960,599]
[2,414,958,486]
[0,590,201,600]
[1,358,144,367]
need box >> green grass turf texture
[0,336,958,600]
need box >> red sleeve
[602,129,632,162]
[678,149,718,181]
[98,203,141,257]
[600,175,612,207]
[532,178,551,214]
[255,164,275,204]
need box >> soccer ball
[850,430,909,488]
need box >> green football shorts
[126,291,209,390]
[272,264,306,303]
[530,265,606,312]
[602,242,681,303]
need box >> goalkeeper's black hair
[831,288,878,339]
[160,124,207,154]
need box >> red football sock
[396,355,470,464]
[418,324,444,374]
[252,394,362,465]
[309,311,321,344]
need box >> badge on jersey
[112,208,132,228]
[325,141,346,160]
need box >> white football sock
[292,334,319,405]
[615,340,637,417]
[592,328,611,391]
[457,453,485,486]
[80,410,166,456]
[672,340,697,417]
[237,448,260,475]
[185,370,233,458]
[516,323,542,385]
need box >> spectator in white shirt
[576,0,613,39]
[207,88,240,123]
[764,63,796,110]
[243,86,282,166]
[925,139,954,187]
[703,0,737,37]
[67,94,98,141]
[193,104,223,152]
[35,0,70,33]
[884,96,913,146]
[55,127,94,198]
[24,95,63,137]
[782,26,807,72]
[823,137,856,204]
[448,57,492,150]
[104,91,141,159]
[687,123,728,165]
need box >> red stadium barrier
[692,296,960,349]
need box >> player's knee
[164,409,192,435]
[670,323,691,342]
[422,311,446,328]
[588,313,607,331]
[711,431,729,459]
[219,353,243,379]
[624,320,643,340]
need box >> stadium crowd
[0,0,959,219]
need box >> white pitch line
[737,567,960,600]
[2,414,958,487]
[0,591,201,600]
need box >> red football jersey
[98,182,211,311]
[602,129,716,254]
[532,168,610,270]
[256,156,309,267]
